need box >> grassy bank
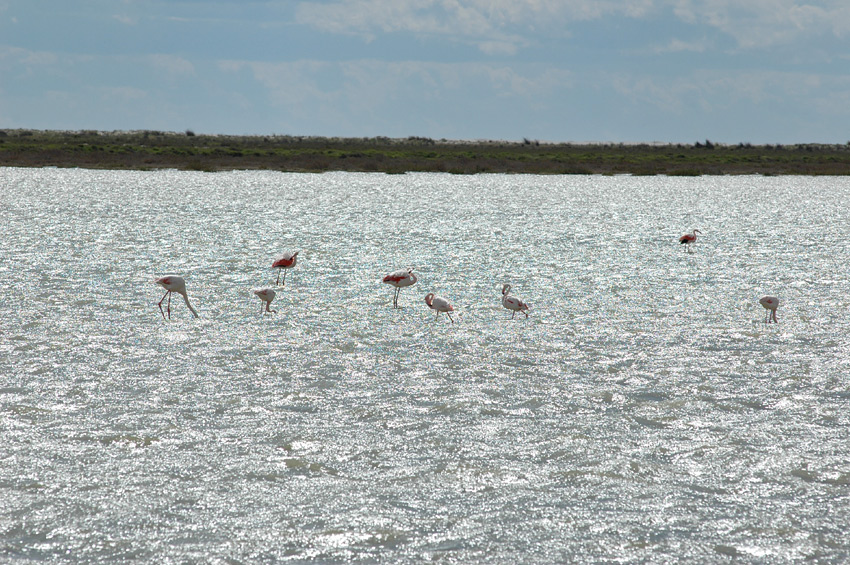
[1,129,849,175]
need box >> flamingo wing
[382,271,406,285]
[504,295,529,311]
[383,270,415,287]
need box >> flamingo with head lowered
[424,293,454,323]
[254,288,277,315]
[679,229,702,252]
[272,251,299,285]
[382,269,417,308]
[501,284,529,319]
[759,296,779,324]
[155,275,199,320]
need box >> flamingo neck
[180,293,199,318]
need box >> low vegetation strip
[1,129,849,175]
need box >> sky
[1,1,849,144]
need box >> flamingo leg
[276,269,281,285]
[157,290,170,320]
[523,310,528,318]
[447,312,454,324]
[394,287,400,308]
[511,311,515,319]
[282,270,287,286]
[167,292,172,319]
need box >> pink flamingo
[254,288,277,315]
[501,284,529,319]
[679,229,702,252]
[155,275,199,320]
[382,269,418,308]
[272,251,299,285]
[759,296,779,323]
[424,293,454,323]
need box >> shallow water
[2,168,849,563]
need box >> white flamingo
[759,296,779,323]
[679,229,702,252]
[254,288,277,315]
[501,284,529,319]
[382,269,417,308]
[155,275,199,320]
[272,251,299,285]
[424,293,454,323]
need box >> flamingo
[759,296,779,324]
[254,288,277,315]
[679,229,702,252]
[155,275,199,320]
[272,251,299,285]
[501,284,530,319]
[382,269,417,308]
[424,293,454,323]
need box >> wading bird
[254,288,277,315]
[679,229,702,252]
[155,275,199,320]
[501,284,530,319]
[382,269,417,308]
[759,296,779,324]
[424,293,454,323]
[272,251,299,285]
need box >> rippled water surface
[2,168,849,563]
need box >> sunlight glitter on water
[2,168,850,562]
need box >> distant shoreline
[2,129,849,175]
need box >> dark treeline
[2,129,850,175]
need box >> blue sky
[1,1,848,143]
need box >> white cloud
[147,54,195,77]
[608,68,850,117]
[668,0,850,48]
[112,14,136,25]
[218,57,573,131]
[294,0,654,54]
[100,86,148,102]
[0,46,59,75]
[294,0,850,54]
[652,37,709,53]
[477,40,520,56]
[218,60,337,107]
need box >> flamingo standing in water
[424,293,454,323]
[155,275,199,320]
[254,288,277,315]
[759,296,779,323]
[382,269,417,308]
[501,284,530,319]
[679,229,702,252]
[272,251,299,285]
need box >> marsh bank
[2,129,849,175]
